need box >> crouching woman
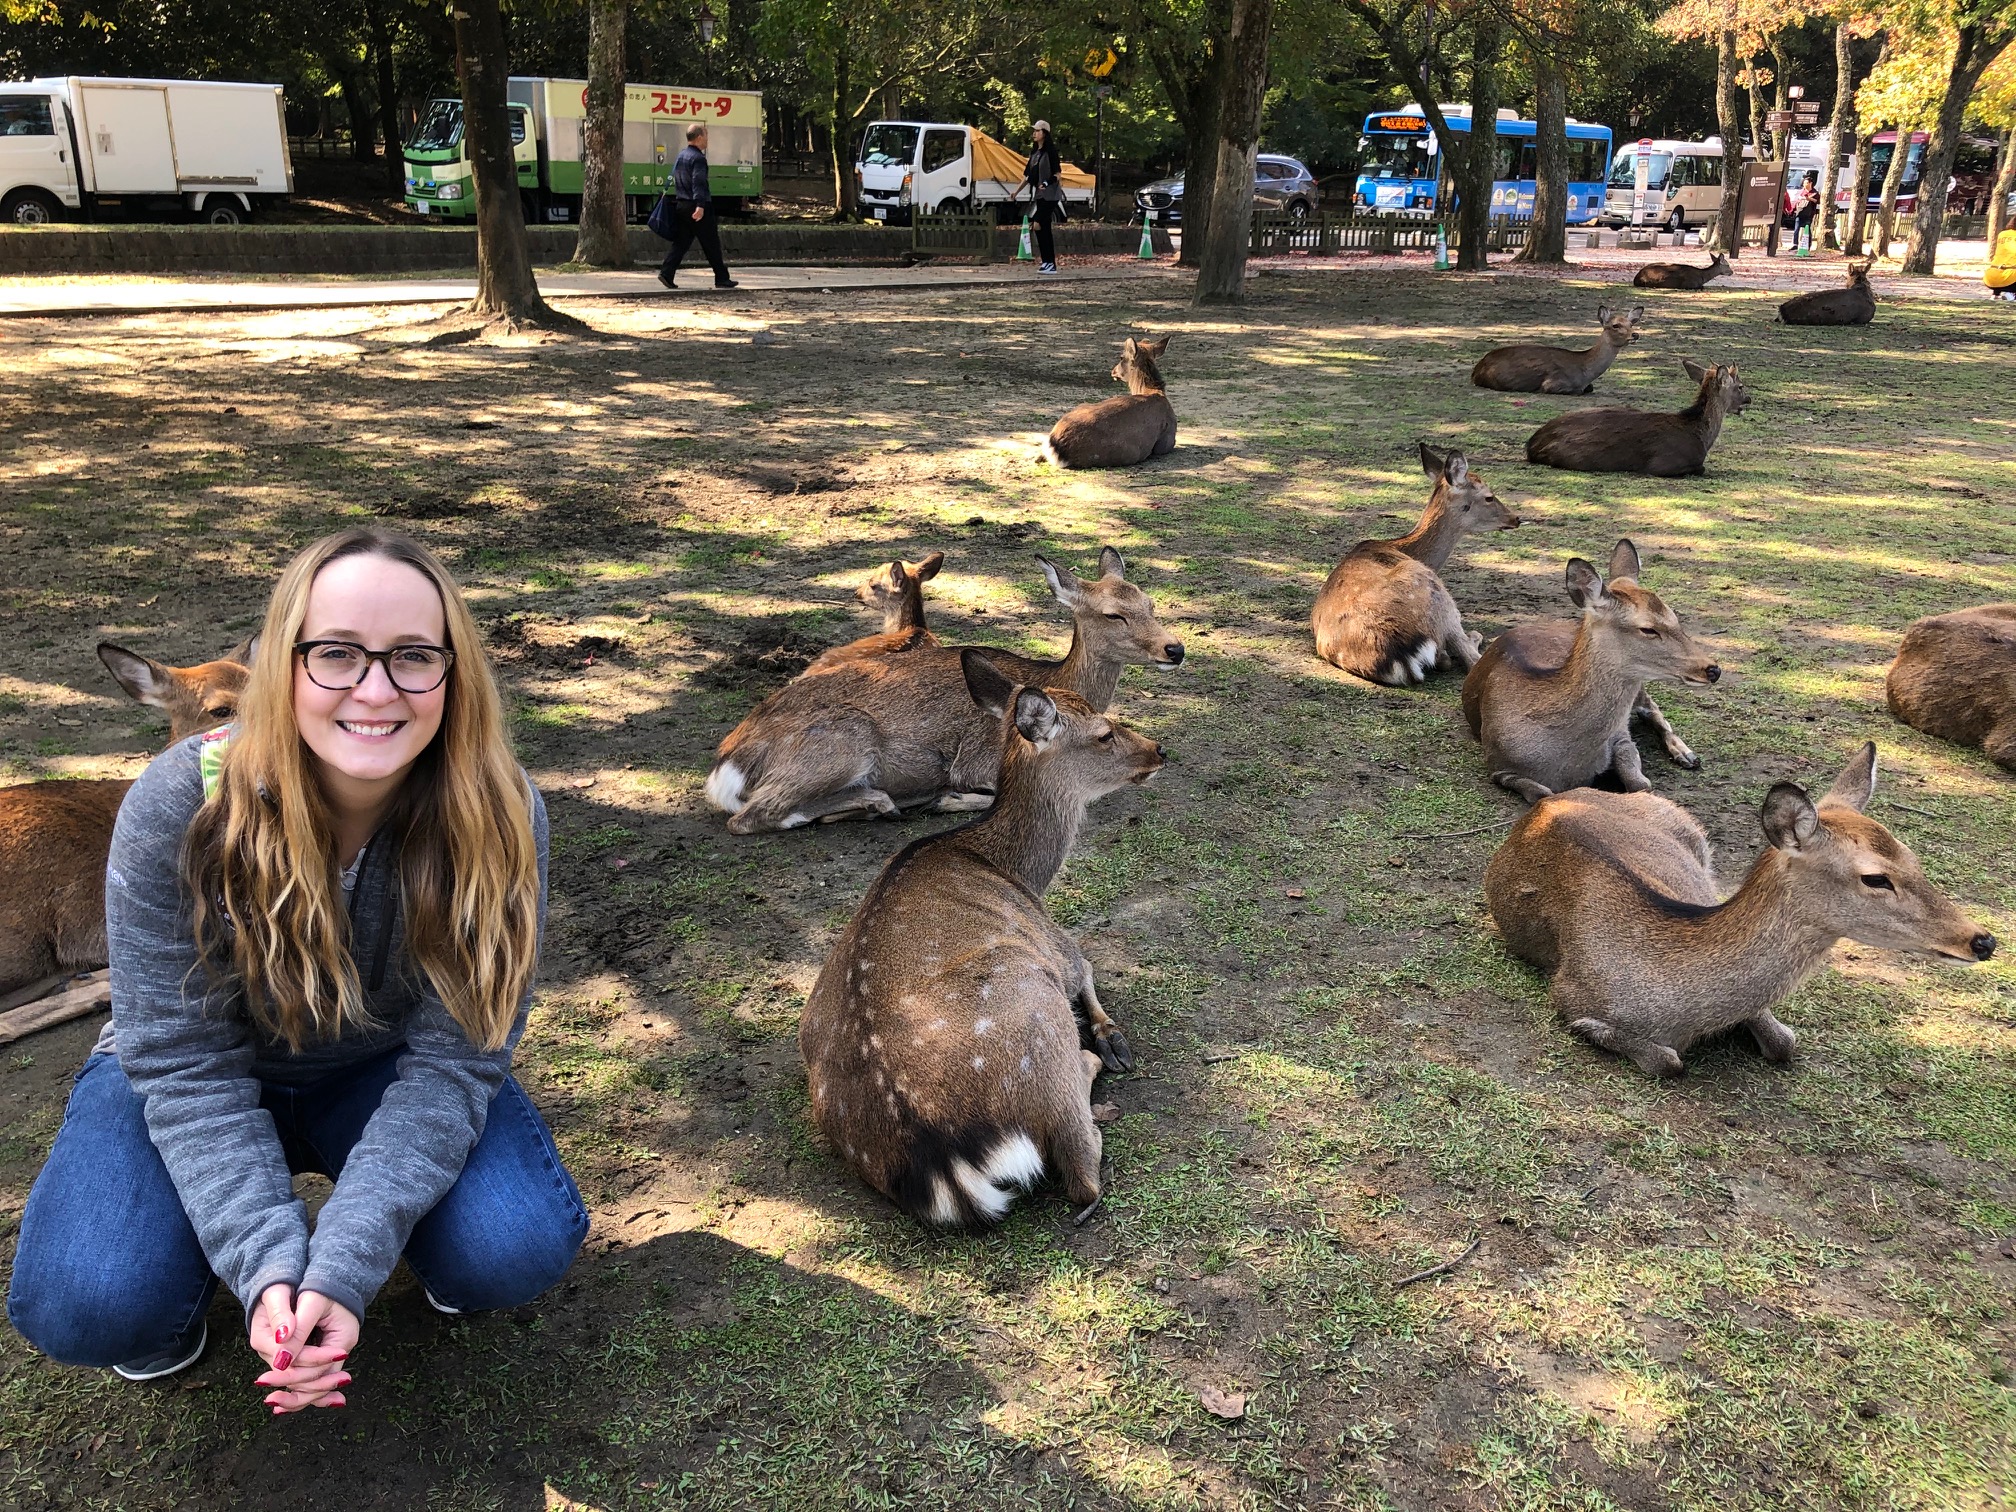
[7,527,586,1411]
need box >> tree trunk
[337,71,375,162]
[363,0,404,194]
[1745,56,1767,162]
[1455,17,1503,272]
[1818,21,1854,251]
[1515,44,1567,264]
[1989,121,2016,245]
[573,0,631,268]
[828,47,854,220]
[452,0,550,322]
[1710,30,1744,254]
[1192,0,1274,304]
[1874,121,1910,257]
[1902,27,2013,275]
[1176,37,1228,269]
[1841,127,1875,256]
[1769,44,1789,164]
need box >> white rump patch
[948,1132,1046,1222]
[703,760,747,813]
[1038,437,1061,467]
[929,1175,961,1225]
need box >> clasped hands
[249,1283,360,1413]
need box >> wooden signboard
[1739,159,1789,254]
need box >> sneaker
[656,272,678,290]
[714,277,739,289]
[1039,262,1057,273]
[114,1319,208,1382]
[422,1286,463,1316]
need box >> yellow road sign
[1085,46,1118,78]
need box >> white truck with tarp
[855,121,1094,224]
[0,76,292,225]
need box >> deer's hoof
[1671,748,1702,770]
[1096,1028,1134,1074]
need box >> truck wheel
[1667,206,1686,233]
[202,199,246,226]
[2,189,61,226]
[936,198,965,216]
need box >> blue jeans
[7,1051,587,1368]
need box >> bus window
[1360,136,1431,181]
[1494,138,1519,180]
[1695,155,1723,187]
[1515,143,1538,180]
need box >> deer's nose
[1162,643,1184,665]
[1704,664,1722,683]
[1972,933,1997,961]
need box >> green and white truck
[403,76,762,223]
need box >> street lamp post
[697,4,716,44]
[1093,84,1112,221]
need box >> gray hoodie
[100,732,549,1320]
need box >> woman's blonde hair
[185,527,540,1052]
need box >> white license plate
[414,201,430,214]
[873,207,886,220]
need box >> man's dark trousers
[661,202,732,286]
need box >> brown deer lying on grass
[1778,258,1875,326]
[1885,604,2016,770]
[800,650,1165,1226]
[0,641,249,1009]
[1462,541,1719,803]
[1311,442,1520,684]
[1041,336,1177,469]
[1471,305,1644,394]
[804,552,946,674]
[1486,743,1995,1077]
[1524,359,1749,476]
[706,547,1181,833]
[1632,252,1731,289]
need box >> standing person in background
[1793,172,1821,252]
[6,527,585,1407]
[658,122,738,291]
[1023,121,1065,274]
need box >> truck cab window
[409,100,464,152]
[0,97,54,137]
[510,109,529,147]
[860,124,919,168]
[921,130,963,174]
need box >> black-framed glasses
[295,639,455,694]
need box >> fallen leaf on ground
[1090,1102,1120,1124]
[1284,887,1306,899]
[1198,1387,1247,1420]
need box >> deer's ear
[1762,782,1820,851]
[1096,544,1127,581]
[98,643,171,709]
[1443,450,1469,486]
[1681,358,1709,384]
[1596,304,1611,323]
[881,561,907,591]
[1013,686,1064,748]
[1038,555,1084,607]
[1142,335,1170,357]
[1608,538,1642,583]
[1418,440,1447,479]
[913,550,945,582]
[960,647,1017,715]
[1823,741,1877,812]
[1629,304,1644,323]
[1565,558,1606,608]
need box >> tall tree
[1818,16,1858,249]
[1515,39,1570,263]
[1456,15,1504,271]
[1902,4,2016,273]
[362,0,405,195]
[452,0,554,324]
[1135,0,1232,268]
[1711,29,1745,248]
[573,0,631,268]
[1193,0,1274,301]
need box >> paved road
[0,260,1177,318]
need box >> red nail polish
[273,1350,293,1371]
[275,1324,290,1344]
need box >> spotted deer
[1311,442,1520,684]
[1632,252,1731,289]
[1885,603,2016,771]
[1040,336,1177,469]
[706,548,1182,834]
[1462,541,1720,803]
[1471,305,1644,394]
[803,551,946,674]
[1485,743,1995,1078]
[800,649,1165,1225]
[0,641,250,1008]
[1524,359,1749,477]
[1778,258,1875,325]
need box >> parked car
[1135,154,1319,225]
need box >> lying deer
[1471,305,1644,394]
[1462,541,1719,803]
[1525,359,1749,477]
[801,650,1165,1226]
[1779,258,1875,326]
[1632,252,1731,290]
[1486,743,1995,1078]
[804,551,946,674]
[0,640,249,1009]
[706,547,1181,834]
[1885,603,2016,771]
[1041,336,1177,469]
[1311,442,1520,684]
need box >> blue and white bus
[1354,106,1612,223]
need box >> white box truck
[0,76,292,225]
[855,121,1094,224]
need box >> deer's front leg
[1633,692,1700,769]
[1609,731,1653,793]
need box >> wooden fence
[910,209,996,260]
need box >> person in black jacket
[658,122,737,291]
[1023,121,1065,273]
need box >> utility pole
[1094,84,1112,219]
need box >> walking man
[658,122,737,291]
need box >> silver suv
[1135,154,1320,225]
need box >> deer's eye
[1639,626,1659,636]
[1861,874,1895,892]
[1097,730,1115,744]
[1104,612,1127,622]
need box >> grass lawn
[0,264,2010,1510]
